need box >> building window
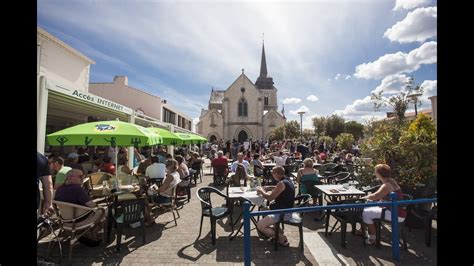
[188,121,192,130]
[163,108,176,124]
[178,115,182,127]
[238,98,248,117]
[264,94,269,106]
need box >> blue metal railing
[242,192,437,265]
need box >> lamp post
[297,111,305,143]
[407,92,422,117]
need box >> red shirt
[102,163,116,175]
[212,156,228,167]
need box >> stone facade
[197,44,285,142]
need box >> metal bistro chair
[191,161,203,185]
[107,197,146,253]
[326,172,351,185]
[196,186,232,245]
[274,194,312,251]
[53,200,106,264]
[372,194,412,250]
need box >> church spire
[259,41,268,78]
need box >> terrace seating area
[37,157,437,265]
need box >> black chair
[324,198,366,248]
[196,186,233,245]
[191,162,203,184]
[107,197,146,253]
[213,165,228,185]
[301,179,323,206]
[176,172,193,204]
[274,194,311,251]
[373,194,412,250]
[319,163,337,177]
[326,172,351,185]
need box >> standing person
[361,164,407,244]
[37,152,54,216]
[256,166,295,246]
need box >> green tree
[398,114,437,189]
[318,135,333,147]
[312,116,327,141]
[326,114,345,138]
[335,133,355,151]
[270,120,300,140]
[344,121,364,140]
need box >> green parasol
[47,120,163,180]
[147,127,183,145]
[47,120,162,147]
[175,132,208,145]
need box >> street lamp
[407,92,422,117]
[297,111,305,143]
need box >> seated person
[49,156,72,190]
[188,152,204,171]
[54,169,106,242]
[149,159,181,205]
[145,156,166,180]
[271,151,289,167]
[296,158,320,195]
[64,153,85,173]
[252,154,264,177]
[100,157,116,175]
[361,164,407,244]
[136,156,152,176]
[256,166,295,246]
[230,152,250,173]
[117,158,132,176]
[211,150,228,171]
[345,153,354,165]
[175,155,190,194]
[232,163,248,187]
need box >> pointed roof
[260,43,268,78]
[255,42,274,90]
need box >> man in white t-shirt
[231,153,250,173]
[272,151,289,167]
[145,156,166,180]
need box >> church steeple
[260,43,268,78]
[255,39,274,90]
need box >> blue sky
[38,0,437,130]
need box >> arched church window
[238,98,248,117]
[264,94,269,106]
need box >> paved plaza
[38,159,437,265]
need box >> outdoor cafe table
[228,186,265,240]
[315,184,365,203]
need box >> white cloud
[406,41,437,65]
[371,74,409,95]
[334,96,389,122]
[354,42,436,80]
[334,73,342,80]
[384,7,437,43]
[418,79,437,106]
[306,95,319,102]
[345,75,351,80]
[282,97,302,104]
[327,78,331,82]
[290,105,310,115]
[393,0,431,11]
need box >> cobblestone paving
[38,158,436,265]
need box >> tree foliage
[312,116,327,140]
[270,120,300,140]
[335,133,355,151]
[318,135,334,147]
[325,114,345,138]
[360,114,436,191]
[344,121,364,140]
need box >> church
[196,43,285,143]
